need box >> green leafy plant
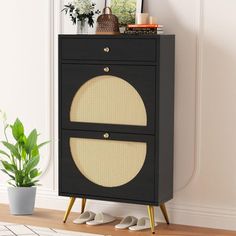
[0,114,49,187]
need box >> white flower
[0,110,7,123]
[72,9,78,18]
[73,0,94,14]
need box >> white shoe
[86,212,115,226]
[115,216,138,229]
[129,217,157,231]
[73,211,95,224]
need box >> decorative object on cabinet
[59,34,175,234]
[62,0,100,34]
[108,0,143,26]
[125,24,164,35]
[149,16,158,24]
[136,12,149,24]
[96,7,120,35]
[0,113,49,215]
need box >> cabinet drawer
[60,64,156,134]
[60,38,156,62]
[59,130,155,203]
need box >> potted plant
[0,112,49,215]
[62,0,100,34]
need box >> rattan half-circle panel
[70,75,147,126]
[70,138,147,187]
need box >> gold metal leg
[147,206,155,234]
[81,198,86,214]
[63,197,76,223]
[160,203,170,224]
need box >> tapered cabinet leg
[147,206,155,234]
[63,197,76,223]
[160,203,170,224]
[81,198,86,214]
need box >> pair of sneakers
[115,216,157,231]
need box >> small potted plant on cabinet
[62,0,100,34]
[0,113,49,215]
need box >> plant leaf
[15,170,23,187]
[1,160,16,173]
[31,146,39,158]
[29,168,40,179]
[11,118,24,141]
[1,169,15,180]
[25,155,39,174]
[25,129,37,154]
[18,134,27,146]
[21,148,27,160]
[7,181,16,187]
[23,180,39,187]
[38,141,50,149]
[0,150,10,158]
[2,141,21,160]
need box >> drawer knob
[103,133,110,139]
[104,47,110,53]
[104,67,110,73]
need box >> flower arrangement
[63,0,100,27]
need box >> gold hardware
[104,67,110,72]
[63,197,75,223]
[63,197,87,223]
[81,198,87,214]
[160,203,170,224]
[147,205,155,234]
[103,133,110,139]
[104,47,110,53]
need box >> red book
[128,24,164,28]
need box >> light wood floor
[0,204,236,236]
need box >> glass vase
[77,19,88,34]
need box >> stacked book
[124,24,164,35]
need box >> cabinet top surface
[59,34,175,39]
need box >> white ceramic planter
[8,187,36,215]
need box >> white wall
[0,0,55,190]
[1,0,236,231]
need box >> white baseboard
[1,188,236,231]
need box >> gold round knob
[104,67,110,73]
[104,47,110,53]
[103,133,110,139]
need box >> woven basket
[96,7,120,35]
